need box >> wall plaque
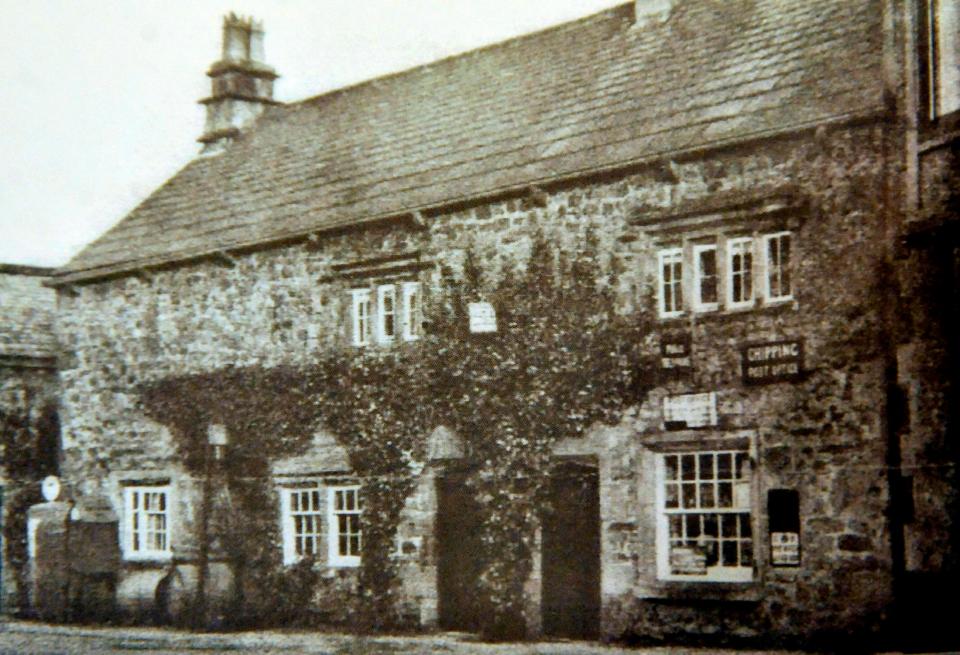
[771,532,801,566]
[741,339,804,385]
[663,392,717,429]
[660,334,692,370]
[468,302,497,333]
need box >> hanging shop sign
[741,339,804,385]
[468,302,498,334]
[660,334,692,370]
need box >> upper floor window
[377,284,397,343]
[328,486,362,567]
[764,232,792,301]
[922,0,960,119]
[657,450,753,582]
[402,281,421,340]
[726,237,754,309]
[350,282,421,347]
[658,248,684,318]
[351,289,372,346]
[656,231,791,318]
[123,485,172,561]
[693,244,719,312]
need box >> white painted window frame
[122,485,173,562]
[928,0,960,118]
[658,248,684,318]
[763,231,793,303]
[692,243,719,312]
[401,281,421,341]
[726,237,754,310]
[350,289,372,346]
[377,284,397,344]
[655,450,753,583]
[279,486,324,565]
[327,486,362,567]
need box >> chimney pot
[200,13,278,153]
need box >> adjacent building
[39,0,960,646]
[0,265,59,612]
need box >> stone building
[43,0,960,646]
[0,264,59,611]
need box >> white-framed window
[123,485,172,561]
[656,450,753,582]
[727,237,754,309]
[924,0,960,119]
[658,248,684,318]
[402,281,421,341]
[693,244,719,312]
[280,487,323,565]
[328,486,362,567]
[377,284,397,343]
[764,232,792,302]
[351,289,372,346]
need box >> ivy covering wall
[138,232,655,638]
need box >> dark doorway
[541,462,600,639]
[436,471,484,632]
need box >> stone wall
[55,121,898,640]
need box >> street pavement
[0,620,930,655]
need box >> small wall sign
[741,339,804,385]
[663,391,717,429]
[660,334,692,370]
[771,532,801,566]
[670,546,707,575]
[468,302,497,334]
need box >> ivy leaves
[137,229,653,636]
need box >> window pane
[698,248,718,305]
[669,515,683,539]
[721,513,738,538]
[665,455,678,481]
[685,514,701,538]
[699,454,714,480]
[722,540,738,566]
[739,513,752,538]
[681,455,696,480]
[741,540,754,566]
[665,483,679,508]
[699,483,715,508]
[936,0,960,116]
[718,482,733,508]
[717,453,732,479]
[703,514,718,537]
[682,483,697,509]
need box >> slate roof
[57,0,885,283]
[0,265,57,361]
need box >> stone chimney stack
[199,13,278,153]
[634,0,674,27]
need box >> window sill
[122,553,173,567]
[640,579,761,603]
[657,299,797,325]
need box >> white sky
[0,0,624,268]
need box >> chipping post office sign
[468,302,498,334]
[741,339,804,385]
